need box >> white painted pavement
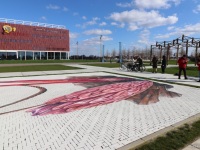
[0,64,200,150]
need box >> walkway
[0,63,200,150]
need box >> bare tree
[105,50,110,59]
[131,46,137,58]
[179,46,186,57]
[122,49,127,59]
[127,49,131,60]
[111,49,117,58]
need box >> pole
[195,43,198,66]
[150,45,153,65]
[167,44,170,65]
[186,40,188,57]
[100,35,102,62]
[119,42,122,66]
[159,45,162,62]
[76,41,78,59]
[176,45,179,65]
[102,45,104,62]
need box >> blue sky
[1,0,200,56]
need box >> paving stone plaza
[0,64,200,150]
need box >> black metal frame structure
[150,34,200,65]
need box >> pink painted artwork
[0,76,181,116]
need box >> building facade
[0,18,69,60]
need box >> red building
[0,18,70,60]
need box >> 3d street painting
[0,76,181,116]
[1,74,200,150]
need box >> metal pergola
[150,34,200,65]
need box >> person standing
[178,54,188,79]
[197,55,200,82]
[161,55,166,73]
[137,56,143,71]
[152,55,158,73]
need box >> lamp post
[102,45,104,62]
[76,41,78,59]
[119,42,122,66]
[100,35,102,62]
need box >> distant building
[0,18,69,60]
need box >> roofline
[0,18,66,29]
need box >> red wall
[0,22,69,52]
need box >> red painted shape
[28,81,153,116]
[0,76,130,86]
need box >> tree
[127,49,131,60]
[111,49,117,58]
[122,49,127,59]
[179,46,186,57]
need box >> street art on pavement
[1,72,200,150]
[0,76,181,116]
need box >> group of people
[151,55,166,73]
[151,54,200,82]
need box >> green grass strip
[0,59,100,64]
[146,67,199,77]
[81,63,120,68]
[0,65,82,73]
[134,121,200,150]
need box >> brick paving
[0,64,200,150]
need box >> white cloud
[99,22,107,26]
[75,24,81,28]
[110,22,125,28]
[40,16,47,21]
[82,16,87,20]
[73,12,79,16]
[109,9,178,30]
[193,5,200,14]
[46,4,60,10]
[193,0,198,4]
[81,17,100,28]
[128,23,139,31]
[117,0,181,9]
[135,0,170,9]
[119,23,125,28]
[177,23,200,34]
[172,0,181,6]
[86,20,97,26]
[70,32,79,39]
[155,33,174,39]
[167,26,175,30]
[46,4,68,12]
[83,36,113,45]
[116,2,134,8]
[138,29,151,45]
[83,29,112,35]
[155,23,200,39]
[111,22,118,26]
[63,7,68,12]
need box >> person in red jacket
[178,54,188,79]
[197,55,200,82]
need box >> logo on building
[2,25,16,34]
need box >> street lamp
[76,41,78,59]
[100,35,102,62]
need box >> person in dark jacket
[152,55,158,73]
[161,55,166,73]
[136,56,143,71]
[178,54,188,79]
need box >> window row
[0,38,32,43]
